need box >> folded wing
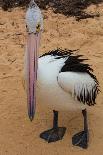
[58,71,99,106]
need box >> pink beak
[26,32,40,121]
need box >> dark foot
[40,127,66,143]
[72,131,89,149]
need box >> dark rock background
[1,0,103,20]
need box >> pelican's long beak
[26,32,40,121]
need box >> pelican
[25,0,99,149]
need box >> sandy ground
[0,3,103,155]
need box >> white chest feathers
[37,55,89,111]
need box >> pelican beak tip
[29,115,34,122]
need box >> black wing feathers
[40,48,100,106]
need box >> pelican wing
[57,71,99,106]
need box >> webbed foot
[40,127,66,143]
[72,130,88,149]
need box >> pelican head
[25,0,43,121]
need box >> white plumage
[58,72,96,103]
[25,0,99,113]
[37,52,98,111]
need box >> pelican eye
[26,25,29,32]
[36,23,41,33]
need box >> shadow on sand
[1,0,103,20]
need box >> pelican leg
[40,110,66,143]
[72,109,89,149]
